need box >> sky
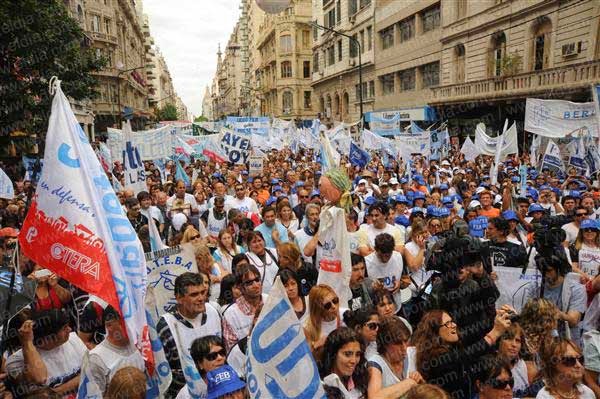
[143,0,242,119]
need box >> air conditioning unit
[349,15,356,24]
[562,41,582,57]
[349,59,356,67]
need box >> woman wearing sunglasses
[343,307,379,359]
[569,218,600,283]
[474,356,514,399]
[177,335,227,398]
[319,327,369,399]
[496,322,538,397]
[304,284,347,354]
[367,316,424,398]
[537,337,595,399]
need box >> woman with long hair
[213,229,244,273]
[496,322,538,397]
[237,218,256,251]
[278,268,308,323]
[181,226,204,245]
[537,337,594,398]
[519,298,560,357]
[412,309,511,399]
[343,307,379,359]
[193,244,228,302]
[245,231,279,294]
[304,284,346,354]
[319,327,369,398]
[368,316,424,398]
[569,218,600,282]
[276,201,298,239]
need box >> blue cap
[270,178,280,185]
[581,219,599,230]
[528,203,545,215]
[399,177,408,184]
[412,207,425,215]
[394,215,410,227]
[247,177,254,183]
[212,172,222,178]
[310,189,320,198]
[394,195,409,204]
[241,170,249,175]
[482,175,490,180]
[295,181,305,187]
[511,176,520,183]
[539,184,551,191]
[266,196,277,206]
[438,207,450,218]
[426,205,437,216]
[452,194,463,203]
[442,196,453,204]
[440,183,449,190]
[502,210,519,221]
[315,170,322,176]
[413,191,426,200]
[414,175,425,184]
[568,190,581,199]
[272,185,283,193]
[206,365,246,399]
[364,196,376,206]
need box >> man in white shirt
[167,180,199,218]
[362,201,405,251]
[226,182,258,214]
[562,206,589,244]
[365,233,410,310]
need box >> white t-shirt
[7,332,87,394]
[167,193,198,217]
[363,223,405,249]
[562,222,580,244]
[365,251,405,306]
[226,196,258,213]
[536,384,595,399]
[577,243,600,277]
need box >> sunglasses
[486,377,514,389]
[576,213,588,217]
[323,297,339,310]
[205,348,227,361]
[365,322,379,331]
[299,195,309,199]
[582,228,598,233]
[441,320,456,329]
[243,277,261,287]
[561,355,584,367]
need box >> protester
[104,367,147,399]
[343,307,379,359]
[304,284,346,354]
[213,229,244,273]
[278,268,308,323]
[244,231,278,294]
[473,356,514,399]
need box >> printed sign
[221,128,252,164]
[524,98,598,138]
[249,156,264,176]
[494,266,542,311]
[226,116,270,136]
[107,125,175,161]
[121,122,146,195]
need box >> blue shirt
[254,222,289,248]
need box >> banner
[349,141,370,168]
[121,121,147,195]
[494,266,541,312]
[145,244,198,315]
[19,80,148,353]
[593,84,600,140]
[107,125,175,161]
[430,129,449,161]
[0,168,14,199]
[247,277,326,399]
[249,156,264,176]
[319,131,340,173]
[460,136,478,161]
[317,206,352,307]
[395,132,430,161]
[226,116,270,136]
[541,139,564,173]
[22,155,43,184]
[368,108,435,136]
[567,137,586,175]
[202,134,228,163]
[144,288,173,397]
[524,98,598,138]
[474,122,518,157]
[361,129,391,151]
[221,128,251,164]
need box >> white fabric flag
[0,167,14,199]
[361,129,391,151]
[474,122,518,156]
[122,121,147,195]
[460,136,478,161]
[530,134,541,167]
[491,120,509,185]
[317,206,352,307]
[541,139,564,173]
[319,131,340,173]
[144,287,174,397]
[524,98,598,138]
[247,277,326,399]
[77,351,103,398]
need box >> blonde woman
[569,218,600,282]
[193,244,229,302]
[181,227,204,245]
[519,298,559,357]
[213,229,244,273]
[304,284,347,354]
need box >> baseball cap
[206,365,246,399]
[581,219,599,230]
[358,179,368,185]
[414,175,426,185]
[241,170,249,175]
[399,177,409,184]
[310,189,321,198]
[272,185,283,193]
[527,203,545,215]
[502,210,519,221]
[442,196,453,204]
[440,183,449,190]
[441,160,451,166]
[438,207,450,218]
[394,195,408,204]
[270,178,280,185]
[413,191,426,200]
[394,215,410,227]
[266,196,278,206]
[389,177,399,185]
[468,200,481,209]
[412,207,426,215]
[364,196,376,206]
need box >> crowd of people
[0,143,599,399]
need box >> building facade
[430,0,600,136]
[213,24,246,120]
[202,86,214,120]
[254,0,315,120]
[311,0,376,125]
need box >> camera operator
[523,254,587,344]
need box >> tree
[194,115,208,123]
[156,103,179,121]
[0,0,106,137]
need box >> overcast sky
[144,0,242,119]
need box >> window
[326,9,336,28]
[359,0,371,9]
[304,91,312,109]
[349,0,357,16]
[399,17,414,42]
[455,44,466,83]
[532,17,552,71]
[369,80,375,98]
[422,62,440,87]
[350,34,358,57]
[313,53,319,72]
[490,31,506,77]
[336,0,341,24]
[381,73,395,95]
[337,40,342,62]
[302,30,310,48]
[380,26,394,50]
[456,0,467,20]
[91,14,101,32]
[303,61,311,78]
[367,26,372,51]
[400,68,415,91]
[77,5,84,23]
[313,21,318,41]
[282,91,293,114]
[104,18,111,35]
[327,46,335,66]
[281,61,292,78]
[360,30,365,53]
[422,5,441,33]
[280,35,292,53]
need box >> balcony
[90,31,118,45]
[430,60,600,105]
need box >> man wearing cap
[388,178,401,197]
[83,305,145,395]
[354,179,373,203]
[226,182,258,214]
[538,184,563,216]
[412,175,428,194]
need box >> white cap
[172,213,188,231]
[358,179,368,185]
[441,160,451,166]
[389,177,399,185]
[469,200,482,209]
[475,186,486,194]
[494,194,503,204]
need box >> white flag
[122,121,147,195]
[541,139,564,173]
[0,168,14,199]
[460,136,478,161]
[247,277,326,399]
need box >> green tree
[194,115,208,122]
[157,103,179,121]
[0,0,106,136]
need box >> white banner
[249,156,264,177]
[221,128,252,164]
[494,266,541,312]
[395,132,430,161]
[361,129,391,151]
[0,167,14,199]
[474,122,518,156]
[107,125,176,161]
[460,136,478,161]
[247,277,325,399]
[541,139,564,173]
[145,244,198,315]
[121,121,147,195]
[524,98,598,138]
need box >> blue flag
[175,158,191,187]
[349,141,370,168]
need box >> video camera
[530,214,570,259]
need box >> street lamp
[311,21,363,124]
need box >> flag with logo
[349,141,370,168]
[122,121,147,195]
[0,168,14,199]
[541,139,564,174]
[567,136,586,175]
[319,130,340,173]
[18,78,149,360]
[247,277,326,399]
[460,136,478,162]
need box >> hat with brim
[207,365,246,399]
[580,218,599,230]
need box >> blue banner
[349,141,370,168]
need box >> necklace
[555,387,578,399]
